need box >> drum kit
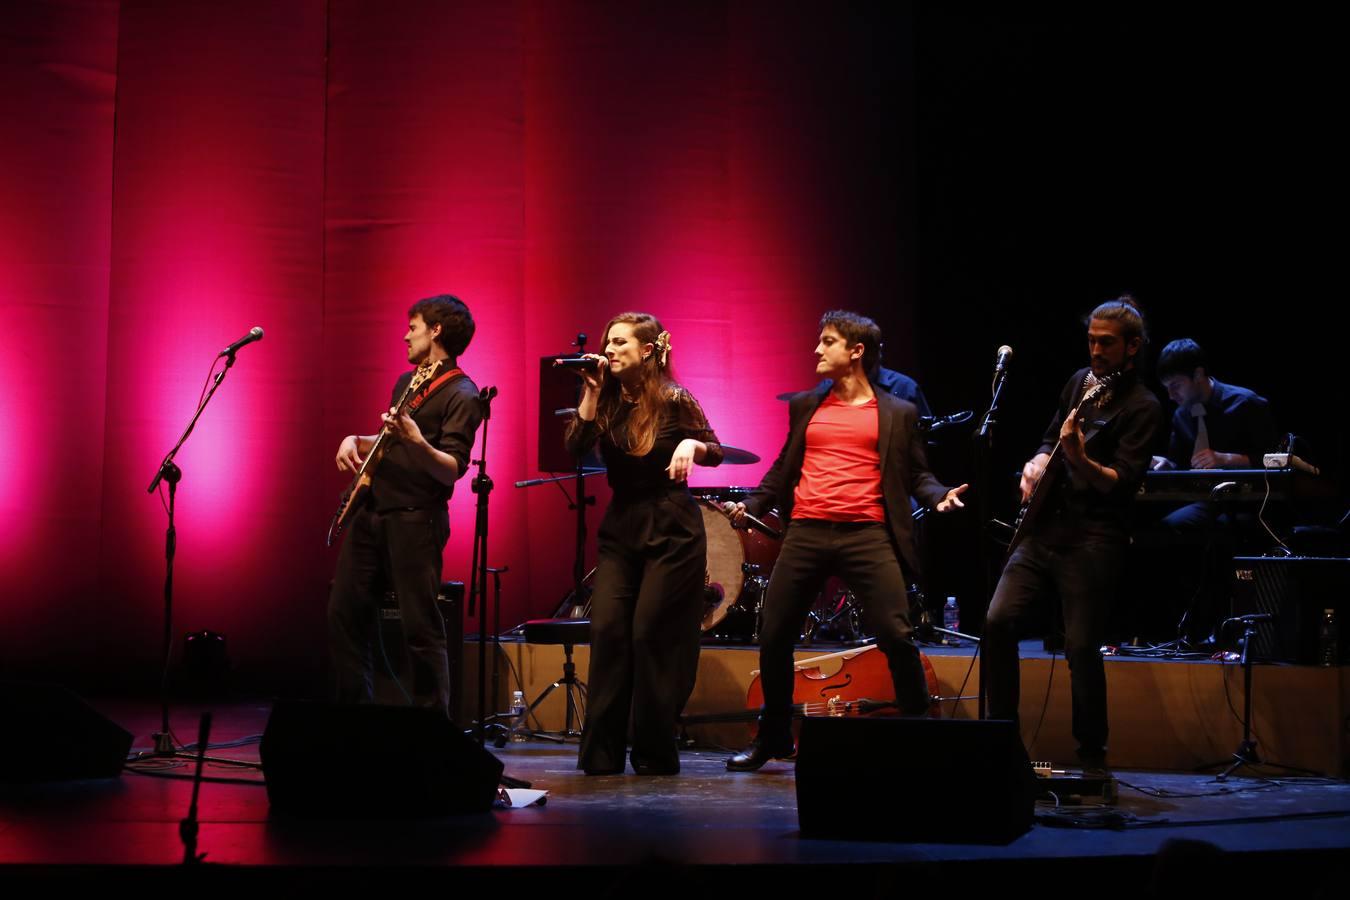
[693,409,974,645]
[693,488,916,645]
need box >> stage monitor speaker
[260,701,503,817]
[796,716,1035,844]
[1231,556,1350,664]
[0,682,133,783]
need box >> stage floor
[3,698,1349,892]
[485,637,1350,776]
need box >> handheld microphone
[553,356,605,371]
[220,326,264,357]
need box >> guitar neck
[327,361,446,546]
[353,427,394,479]
[1006,390,1100,556]
[351,363,441,478]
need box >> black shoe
[726,735,796,771]
[579,757,624,776]
[632,760,680,776]
[1077,748,1110,780]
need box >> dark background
[910,7,1344,630]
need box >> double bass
[681,644,939,734]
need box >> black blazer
[745,387,951,578]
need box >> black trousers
[984,533,1124,758]
[757,520,930,732]
[580,490,707,774]
[328,506,452,713]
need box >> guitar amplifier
[1230,557,1349,664]
[375,580,464,717]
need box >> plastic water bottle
[943,596,961,647]
[509,690,529,742]
[1319,609,1339,667]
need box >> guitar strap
[1065,393,1126,488]
[407,367,465,414]
[1078,402,1125,444]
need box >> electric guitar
[1004,372,1117,561]
[326,359,444,546]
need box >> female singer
[565,312,723,775]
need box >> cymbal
[719,445,761,465]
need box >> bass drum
[695,489,782,639]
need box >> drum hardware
[802,581,930,646]
[802,583,869,645]
[701,583,725,617]
[706,574,770,643]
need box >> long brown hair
[1088,294,1149,371]
[595,312,676,457]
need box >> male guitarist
[983,297,1162,776]
[328,295,481,714]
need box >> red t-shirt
[792,394,885,523]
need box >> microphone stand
[1216,618,1263,781]
[468,386,501,746]
[513,469,604,621]
[179,713,211,865]
[568,448,595,618]
[464,387,531,789]
[1201,616,1317,781]
[563,332,594,618]
[973,360,1011,720]
[145,349,243,756]
[523,332,602,621]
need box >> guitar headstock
[408,358,444,394]
[1082,372,1118,407]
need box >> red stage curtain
[0,1,914,690]
[0,0,118,671]
[94,0,329,685]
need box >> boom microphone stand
[145,336,258,757]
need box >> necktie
[1191,403,1209,455]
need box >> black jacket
[744,386,951,577]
